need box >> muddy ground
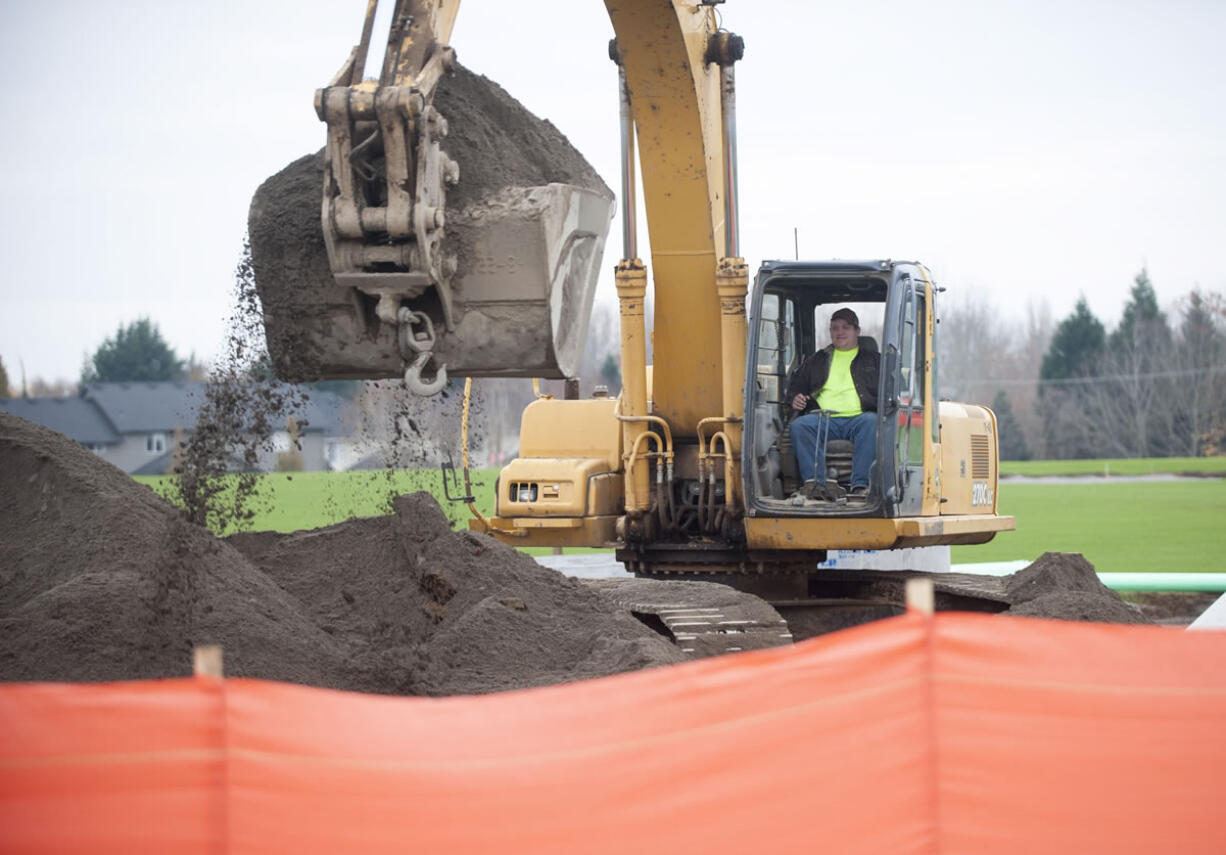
[4,413,1210,695]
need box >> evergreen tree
[83,319,185,383]
[1040,297,1105,383]
[0,356,9,397]
[1037,297,1106,459]
[1109,268,1170,355]
[600,354,622,394]
[992,390,1031,460]
[1171,289,1226,456]
[1093,270,1176,456]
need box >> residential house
[1,382,353,475]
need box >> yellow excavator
[255,0,1015,649]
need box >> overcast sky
[2,0,1223,384]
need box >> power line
[947,364,1226,389]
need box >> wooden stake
[193,644,224,679]
[905,577,935,615]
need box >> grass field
[138,460,1226,572]
[950,479,1226,571]
[999,457,1226,477]
[139,468,501,535]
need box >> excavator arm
[314,1,463,393]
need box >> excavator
[252,0,1015,652]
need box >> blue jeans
[790,411,877,489]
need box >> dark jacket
[785,345,880,415]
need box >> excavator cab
[744,260,934,519]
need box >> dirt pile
[0,414,681,694]
[248,62,611,383]
[1002,552,1148,624]
[0,413,346,687]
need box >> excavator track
[586,568,1015,651]
[584,578,794,659]
[776,569,1011,640]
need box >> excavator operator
[786,308,881,502]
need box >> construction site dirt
[0,413,682,695]
[4,412,1208,698]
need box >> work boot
[811,479,846,503]
[790,480,816,506]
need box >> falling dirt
[170,243,309,532]
[0,414,681,694]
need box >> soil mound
[0,413,350,687]
[227,494,684,696]
[0,414,681,694]
[1002,552,1147,624]
[1006,591,1148,624]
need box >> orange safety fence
[3,611,1225,854]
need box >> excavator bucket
[249,155,613,383]
[248,1,614,387]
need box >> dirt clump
[1002,552,1148,624]
[0,414,682,694]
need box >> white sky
[2,0,1224,384]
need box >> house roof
[0,397,121,445]
[6,382,349,444]
[82,382,207,433]
[131,449,176,476]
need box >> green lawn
[951,479,1226,571]
[138,467,501,536]
[140,462,1226,572]
[1000,457,1226,477]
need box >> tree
[26,376,76,397]
[936,291,1011,405]
[1109,269,1169,356]
[1084,270,1176,457]
[184,352,210,382]
[992,390,1031,460]
[83,318,185,383]
[0,356,9,398]
[1169,289,1226,456]
[599,354,622,394]
[1040,297,1105,382]
[1038,297,1107,459]
[578,300,621,396]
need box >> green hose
[1096,572,1226,593]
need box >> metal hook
[404,351,447,396]
[397,308,437,355]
